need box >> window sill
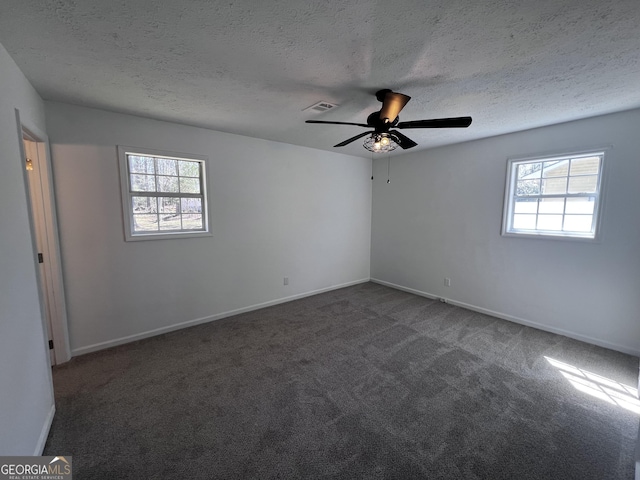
[125,231,213,242]
[501,230,599,243]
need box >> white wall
[45,102,371,355]
[371,109,640,356]
[0,43,55,454]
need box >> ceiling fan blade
[306,120,369,128]
[397,117,472,129]
[379,92,411,123]
[334,131,374,147]
[389,130,418,149]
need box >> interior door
[23,136,56,365]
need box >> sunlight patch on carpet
[545,356,640,415]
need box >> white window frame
[501,148,607,241]
[118,146,212,241]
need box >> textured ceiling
[1,0,639,157]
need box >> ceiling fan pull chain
[387,155,391,184]
[371,151,375,180]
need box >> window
[502,150,605,240]
[118,146,211,241]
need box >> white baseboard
[34,404,55,455]
[72,278,370,356]
[370,278,440,301]
[637,428,640,480]
[370,278,640,357]
[637,369,640,480]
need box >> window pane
[182,214,202,230]
[541,177,567,195]
[130,174,156,192]
[537,215,562,231]
[159,197,179,214]
[181,198,202,213]
[542,160,569,178]
[121,148,209,240]
[506,152,603,240]
[157,176,179,193]
[568,175,597,194]
[563,215,593,232]
[570,156,600,176]
[565,197,595,214]
[179,160,200,177]
[516,180,540,196]
[514,199,538,214]
[513,214,536,229]
[156,158,177,175]
[133,214,158,232]
[180,177,200,194]
[159,214,181,230]
[132,196,157,214]
[538,198,564,214]
[129,156,155,174]
[517,163,541,179]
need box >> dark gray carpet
[45,282,639,479]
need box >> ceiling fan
[306,89,472,152]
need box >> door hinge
[38,253,44,263]
[48,340,54,350]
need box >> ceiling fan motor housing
[367,111,399,132]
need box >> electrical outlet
[283,277,289,286]
[444,277,451,287]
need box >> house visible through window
[118,146,211,241]
[502,151,605,240]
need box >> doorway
[20,122,71,365]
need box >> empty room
[1,0,639,478]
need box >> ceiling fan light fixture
[363,133,397,153]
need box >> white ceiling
[1,0,639,158]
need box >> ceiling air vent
[303,101,338,113]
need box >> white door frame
[16,109,71,364]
